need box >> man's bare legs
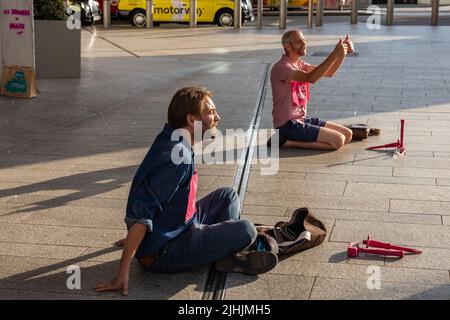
[283,122,352,150]
[324,121,353,144]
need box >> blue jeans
[279,117,327,143]
[148,187,257,273]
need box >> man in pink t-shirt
[270,29,354,150]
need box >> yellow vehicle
[117,0,255,27]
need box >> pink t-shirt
[184,168,198,222]
[270,55,311,128]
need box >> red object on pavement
[367,119,405,155]
[363,234,422,254]
[347,242,404,258]
[347,234,423,259]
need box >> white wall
[0,0,35,86]
[0,8,3,85]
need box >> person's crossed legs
[276,117,352,150]
[147,187,258,273]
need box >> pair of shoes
[214,251,278,275]
[267,134,287,147]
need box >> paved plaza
[1,14,450,300]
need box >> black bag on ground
[345,124,381,140]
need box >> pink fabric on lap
[185,168,198,222]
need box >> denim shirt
[124,123,195,258]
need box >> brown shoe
[215,251,278,275]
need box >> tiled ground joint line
[202,63,271,300]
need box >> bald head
[282,30,302,47]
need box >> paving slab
[306,172,436,186]
[352,155,450,169]
[344,182,450,201]
[271,260,449,285]
[0,243,88,261]
[1,196,126,211]
[242,205,289,217]
[310,277,450,300]
[245,192,390,212]
[294,208,442,226]
[436,179,450,186]
[395,167,450,179]
[0,223,125,248]
[225,274,315,300]
[384,246,450,271]
[214,177,347,197]
[390,199,450,216]
[330,220,450,249]
[434,152,450,158]
[0,205,125,229]
[240,214,287,227]
[0,288,108,300]
[443,216,450,226]
[253,162,393,176]
[0,255,207,300]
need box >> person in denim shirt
[96,87,278,296]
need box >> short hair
[282,29,301,48]
[167,87,212,129]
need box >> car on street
[69,0,102,26]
